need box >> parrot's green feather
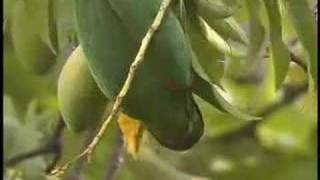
[75,0,203,150]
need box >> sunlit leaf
[245,0,266,65]
[257,105,314,156]
[194,95,247,137]
[196,0,235,20]
[186,8,225,85]
[201,16,249,45]
[192,73,261,121]
[283,0,317,87]
[263,0,290,89]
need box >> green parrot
[74,0,203,150]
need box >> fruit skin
[4,28,54,116]
[58,46,108,132]
[75,0,203,150]
[11,1,56,75]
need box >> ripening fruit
[58,46,108,132]
[10,0,56,75]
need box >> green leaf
[126,147,210,180]
[4,29,55,115]
[246,0,266,64]
[283,0,317,87]
[203,17,249,45]
[56,0,77,48]
[201,18,246,57]
[4,0,18,22]
[263,0,290,89]
[10,0,56,74]
[221,55,277,114]
[48,0,59,52]
[154,135,316,180]
[4,101,46,180]
[257,105,314,156]
[186,9,225,85]
[196,0,236,20]
[192,72,261,121]
[27,0,56,53]
[193,95,247,137]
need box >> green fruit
[75,0,203,150]
[10,0,56,75]
[4,29,54,116]
[58,46,108,132]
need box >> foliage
[3,0,317,179]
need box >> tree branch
[5,117,65,172]
[5,148,52,166]
[104,128,125,180]
[49,0,174,176]
[64,131,96,180]
[264,48,308,72]
[219,82,308,139]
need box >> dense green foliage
[3,0,317,179]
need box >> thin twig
[64,131,96,180]
[264,48,308,72]
[5,118,65,171]
[104,128,125,180]
[5,148,52,166]
[45,149,62,174]
[219,82,308,139]
[48,0,173,176]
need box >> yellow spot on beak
[117,112,144,158]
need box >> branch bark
[219,82,308,140]
[104,128,125,180]
[5,117,65,172]
[64,131,96,180]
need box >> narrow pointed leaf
[263,0,290,89]
[284,0,317,87]
[246,0,266,64]
[203,17,249,45]
[192,72,262,121]
[196,0,235,20]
